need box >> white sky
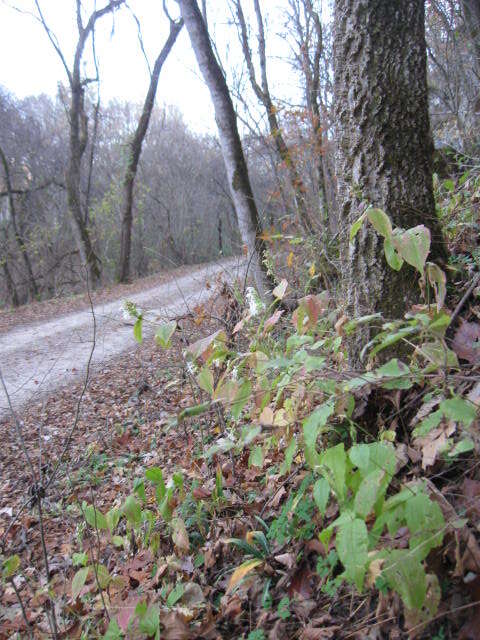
[0,0,310,134]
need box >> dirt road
[0,258,244,420]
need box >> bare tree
[35,0,125,286]
[117,7,184,283]
[232,0,317,234]
[0,143,38,298]
[176,0,271,298]
[334,0,447,365]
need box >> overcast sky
[0,0,308,134]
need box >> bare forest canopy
[0,0,478,307]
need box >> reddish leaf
[452,321,480,363]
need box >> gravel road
[0,258,244,420]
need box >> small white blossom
[246,286,264,316]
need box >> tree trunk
[177,0,272,298]
[117,17,183,283]
[334,0,447,365]
[0,144,39,299]
[235,0,316,235]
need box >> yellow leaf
[227,559,263,593]
[309,263,316,278]
[287,251,294,268]
[259,406,274,426]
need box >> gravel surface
[0,258,245,419]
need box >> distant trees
[334,0,446,364]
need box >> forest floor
[0,257,245,420]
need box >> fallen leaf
[452,321,480,363]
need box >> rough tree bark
[0,144,38,299]
[117,14,183,283]
[334,0,447,365]
[177,0,271,298]
[35,0,125,286]
[234,0,316,235]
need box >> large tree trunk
[177,0,271,298]
[334,0,447,365]
[117,17,183,283]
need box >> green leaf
[205,437,235,458]
[155,321,177,348]
[440,397,477,426]
[426,262,447,310]
[94,564,111,590]
[146,467,165,486]
[280,437,297,475]
[350,212,366,242]
[106,508,120,534]
[394,225,431,273]
[122,495,142,526]
[383,550,427,609]
[383,237,404,270]
[249,445,264,468]
[72,552,88,568]
[72,566,89,599]
[313,478,330,515]
[167,583,185,607]
[303,401,335,469]
[231,380,252,420]
[197,366,214,395]
[2,555,20,579]
[178,401,211,421]
[367,208,392,238]
[449,438,475,456]
[133,317,143,344]
[138,604,160,636]
[405,494,444,560]
[336,517,368,590]
[320,443,347,504]
[83,504,109,531]
[103,618,123,640]
[354,469,385,519]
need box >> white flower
[246,286,264,316]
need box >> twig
[449,272,480,329]
[37,497,59,639]
[10,577,34,639]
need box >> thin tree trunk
[461,0,480,78]
[177,0,272,298]
[234,0,316,235]
[117,17,183,283]
[334,0,447,365]
[0,144,38,299]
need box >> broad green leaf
[337,517,368,590]
[440,397,477,426]
[383,237,404,271]
[320,443,347,503]
[354,469,385,519]
[106,508,121,534]
[249,445,264,468]
[367,208,392,238]
[154,321,176,348]
[94,564,111,589]
[138,604,160,635]
[122,495,142,526]
[103,618,122,640]
[231,380,252,420]
[72,566,89,599]
[313,478,330,515]
[133,317,143,344]
[167,583,185,607]
[241,424,261,445]
[448,438,475,456]
[279,437,297,475]
[405,494,444,560]
[146,467,165,487]
[394,225,431,273]
[178,401,211,421]
[383,550,427,609]
[303,401,335,469]
[2,555,20,579]
[83,504,109,531]
[72,552,88,567]
[197,366,214,395]
[350,212,366,242]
